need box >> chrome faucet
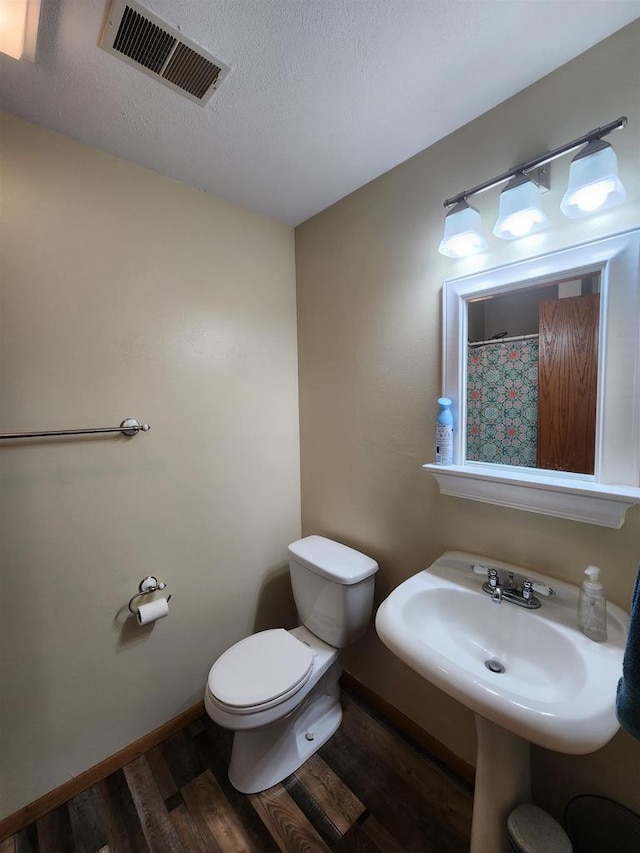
[481,567,548,610]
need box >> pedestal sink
[375,551,628,853]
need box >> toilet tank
[288,536,379,648]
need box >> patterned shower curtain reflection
[466,339,539,467]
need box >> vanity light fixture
[560,139,627,218]
[493,173,549,240]
[439,116,627,258]
[438,200,488,258]
[0,0,40,61]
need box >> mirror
[466,272,600,474]
[426,229,640,527]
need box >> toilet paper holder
[128,576,171,615]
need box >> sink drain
[485,658,506,674]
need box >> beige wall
[296,21,640,820]
[0,115,300,817]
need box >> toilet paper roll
[136,596,169,626]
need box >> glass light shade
[439,201,487,258]
[493,174,549,240]
[561,139,626,218]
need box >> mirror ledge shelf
[423,463,640,528]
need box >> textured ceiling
[1,1,639,225]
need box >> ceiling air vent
[99,0,230,105]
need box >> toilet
[204,535,378,793]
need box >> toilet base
[228,660,342,794]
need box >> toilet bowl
[204,536,378,793]
[206,625,342,792]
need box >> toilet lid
[208,629,314,710]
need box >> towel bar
[0,418,150,441]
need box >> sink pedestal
[472,715,531,853]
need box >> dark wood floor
[3,688,473,852]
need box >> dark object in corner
[564,794,640,853]
[616,564,640,740]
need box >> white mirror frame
[424,228,640,528]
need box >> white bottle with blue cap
[435,397,453,465]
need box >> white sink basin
[376,551,628,754]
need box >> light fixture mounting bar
[443,116,627,209]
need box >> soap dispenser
[577,565,607,642]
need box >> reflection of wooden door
[537,294,599,474]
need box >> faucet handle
[531,580,557,597]
[522,579,533,601]
[487,568,500,588]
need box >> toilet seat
[207,628,314,714]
